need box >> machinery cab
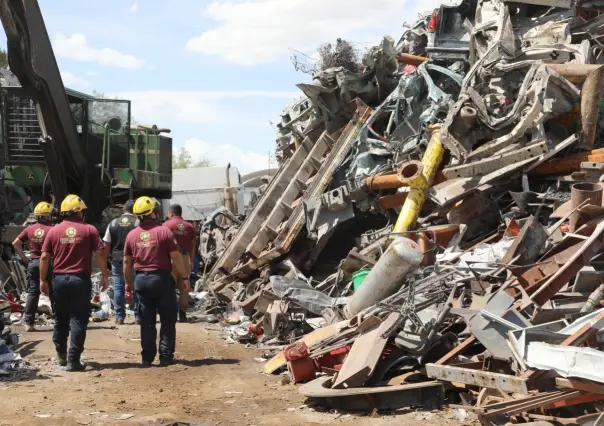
[0,77,172,223]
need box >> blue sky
[1,0,441,174]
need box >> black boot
[66,361,86,372]
[56,352,67,367]
[178,310,188,323]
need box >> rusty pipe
[365,171,447,192]
[580,66,604,150]
[397,53,430,66]
[569,182,603,232]
[548,64,602,84]
[377,193,407,211]
[365,174,406,191]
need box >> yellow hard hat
[33,201,53,216]
[60,194,87,214]
[133,196,157,217]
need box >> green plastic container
[352,268,371,291]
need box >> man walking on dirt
[124,196,189,367]
[100,200,140,325]
[163,204,195,323]
[13,201,55,332]
[40,194,108,371]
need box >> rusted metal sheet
[332,313,400,389]
[501,215,548,266]
[548,64,602,84]
[556,377,604,394]
[425,363,529,394]
[483,391,581,417]
[299,375,444,411]
[530,221,604,306]
[580,65,604,147]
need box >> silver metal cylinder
[344,237,423,319]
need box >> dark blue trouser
[134,270,177,363]
[24,259,53,325]
[52,274,92,363]
[111,263,139,321]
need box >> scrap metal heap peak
[191,0,604,421]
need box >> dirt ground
[0,319,464,426]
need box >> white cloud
[181,138,275,174]
[86,71,100,77]
[54,33,146,70]
[130,0,139,12]
[111,90,300,125]
[185,0,441,65]
[60,71,90,88]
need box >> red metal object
[284,341,309,361]
[428,8,439,32]
[249,320,264,336]
[316,346,350,370]
[5,293,23,312]
[287,358,317,384]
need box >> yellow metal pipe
[393,127,445,233]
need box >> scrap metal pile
[200,0,604,423]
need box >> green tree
[317,38,360,72]
[0,48,8,69]
[172,146,213,169]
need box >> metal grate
[5,95,44,164]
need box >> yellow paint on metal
[393,130,445,233]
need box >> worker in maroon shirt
[124,196,189,367]
[12,201,55,332]
[163,204,196,323]
[40,195,108,372]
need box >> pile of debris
[198,0,604,423]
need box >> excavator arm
[0,0,87,202]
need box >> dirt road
[0,321,461,426]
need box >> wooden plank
[263,320,349,374]
[332,313,400,389]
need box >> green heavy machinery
[0,0,172,232]
[0,79,172,224]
